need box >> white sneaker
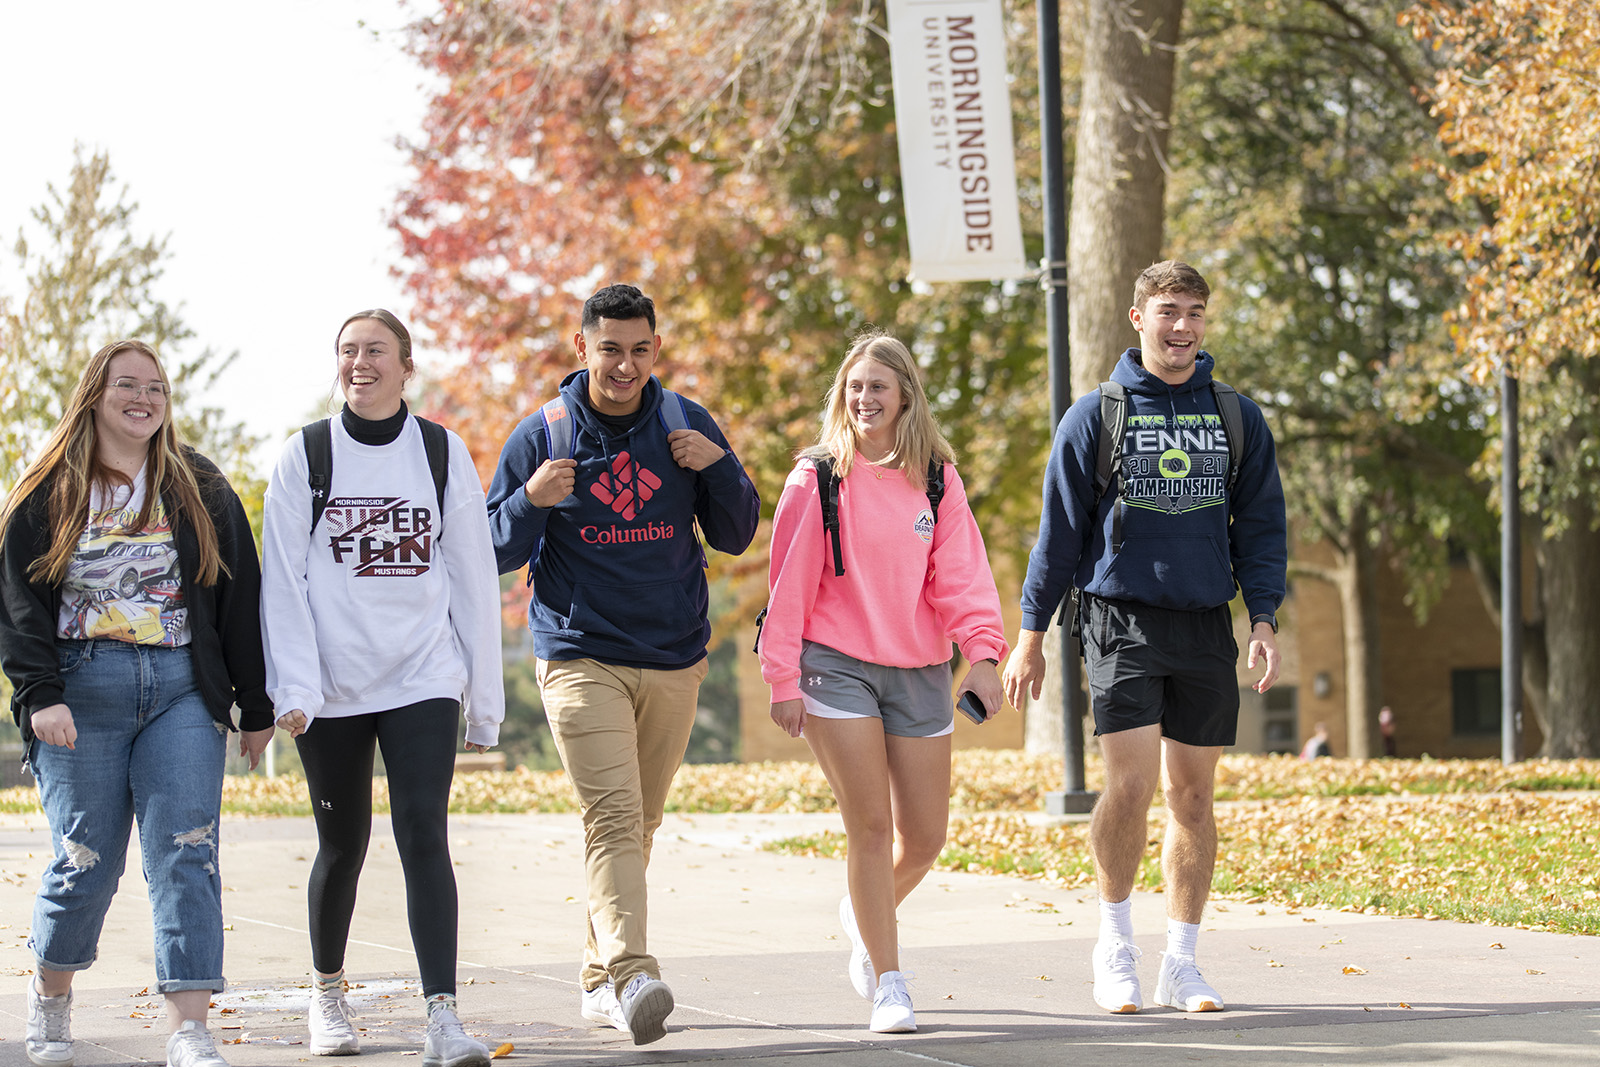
[1154,952,1224,1012]
[868,970,916,1033]
[579,981,627,1031]
[166,1020,228,1067]
[25,981,73,1067]
[309,985,360,1055]
[422,1005,490,1067]
[1092,938,1143,1013]
[838,895,874,999]
[618,973,674,1046]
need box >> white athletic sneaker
[1092,938,1144,1013]
[165,1020,229,1067]
[25,981,73,1067]
[618,973,674,1046]
[579,981,628,1031]
[1154,952,1224,1012]
[868,970,916,1033]
[309,985,360,1055]
[422,1005,490,1067]
[839,895,875,999]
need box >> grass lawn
[2,750,1595,934]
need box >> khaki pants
[537,656,708,992]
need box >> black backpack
[303,416,450,534]
[752,455,947,654]
[1064,379,1244,632]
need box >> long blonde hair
[802,329,955,490]
[0,340,225,586]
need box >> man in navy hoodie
[1003,261,1286,1017]
[487,284,759,1045]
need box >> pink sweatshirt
[761,455,1009,703]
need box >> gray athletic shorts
[797,641,954,738]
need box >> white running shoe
[839,895,875,999]
[1154,952,1224,1012]
[165,1020,229,1067]
[1092,938,1144,1013]
[25,981,73,1067]
[309,985,360,1055]
[868,970,916,1033]
[579,981,628,1031]
[618,973,674,1046]
[422,1005,490,1067]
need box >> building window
[1451,668,1501,737]
[1262,685,1298,755]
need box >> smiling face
[338,317,410,419]
[844,356,906,456]
[578,316,659,416]
[1130,289,1208,385]
[93,348,168,459]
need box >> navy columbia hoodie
[1019,348,1287,630]
[486,371,760,669]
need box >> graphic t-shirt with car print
[57,471,188,645]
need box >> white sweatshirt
[260,416,504,746]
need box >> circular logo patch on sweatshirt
[913,509,936,543]
[1158,449,1192,479]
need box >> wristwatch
[1250,613,1279,634]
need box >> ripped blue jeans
[27,639,228,993]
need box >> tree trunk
[1068,0,1185,397]
[1536,506,1600,757]
[1337,510,1383,757]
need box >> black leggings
[296,698,460,996]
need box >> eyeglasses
[108,378,169,404]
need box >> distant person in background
[758,331,1008,1034]
[1379,706,1397,757]
[485,284,759,1046]
[1299,722,1332,760]
[0,340,273,1067]
[260,309,503,1067]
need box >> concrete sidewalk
[0,809,1594,1065]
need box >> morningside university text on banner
[886,0,1029,283]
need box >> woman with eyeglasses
[0,340,273,1067]
[259,309,503,1067]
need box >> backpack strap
[539,396,576,460]
[415,416,451,518]
[925,458,946,521]
[815,457,845,578]
[1095,381,1129,555]
[303,419,333,535]
[657,389,690,434]
[1210,381,1244,493]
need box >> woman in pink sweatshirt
[759,331,1008,1034]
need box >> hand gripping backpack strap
[656,389,690,434]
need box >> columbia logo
[590,451,663,520]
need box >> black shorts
[1082,596,1240,747]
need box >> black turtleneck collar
[341,401,409,446]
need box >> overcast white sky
[0,0,437,465]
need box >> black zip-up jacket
[0,450,273,743]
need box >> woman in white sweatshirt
[259,309,503,1067]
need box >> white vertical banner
[886,0,1030,283]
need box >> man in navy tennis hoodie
[1004,261,1286,1018]
[486,284,759,1045]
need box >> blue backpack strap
[302,418,333,535]
[414,416,451,517]
[539,396,576,460]
[656,389,691,434]
[1210,381,1244,493]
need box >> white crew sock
[1166,918,1200,959]
[1098,896,1134,943]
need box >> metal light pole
[1501,369,1523,764]
[1038,0,1096,816]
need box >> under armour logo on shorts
[805,675,823,687]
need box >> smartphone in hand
[956,690,989,725]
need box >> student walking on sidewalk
[758,331,1008,1033]
[260,309,504,1067]
[0,340,274,1067]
